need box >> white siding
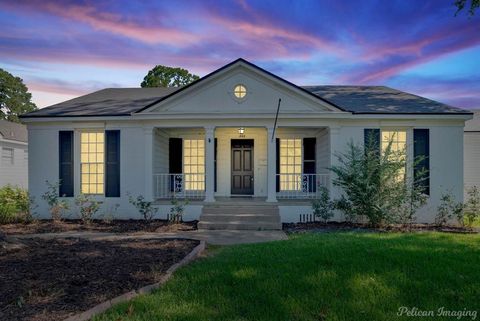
[464,132,480,191]
[153,128,169,174]
[0,141,28,188]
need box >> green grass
[95,232,480,321]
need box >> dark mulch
[0,219,197,235]
[283,221,479,234]
[0,237,199,321]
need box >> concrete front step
[197,221,282,230]
[200,203,281,230]
[200,213,280,223]
[202,207,279,215]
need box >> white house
[20,59,472,227]
[464,110,480,194]
[0,119,28,188]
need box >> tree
[455,0,479,15]
[140,65,200,88]
[0,68,37,123]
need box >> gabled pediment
[137,59,343,115]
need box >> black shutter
[169,138,183,192]
[214,138,217,192]
[59,131,74,197]
[364,128,380,155]
[276,138,280,192]
[303,138,316,192]
[414,129,430,195]
[105,130,120,197]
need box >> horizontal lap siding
[154,129,169,174]
[464,132,480,191]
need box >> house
[0,119,28,188]
[20,58,472,227]
[464,110,480,194]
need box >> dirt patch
[0,237,199,321]
[0,219,197,235]
[283,221,479,234]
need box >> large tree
[0,68,37,123]
[141,65,200,88]
[455,0,479,15]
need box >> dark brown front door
[231,139,254,195]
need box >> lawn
[94,232,480,321]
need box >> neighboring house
[0,119,28,188]
[464,110,480,194]
[20,59,472,226]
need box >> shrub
[435,191,464,227]
[0,185,31,224]
[329,135,427,227]
[101,203,120,224]
[75,194,101,224]
[169,198,189,224]
[41,181,69,222]
[128,194,158,222]
[312,186,334,223]
[463,186,480,228]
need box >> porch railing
[276,173,330,199]
[153,173,205,200]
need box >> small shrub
[128,194,158,222]
[169,198,189,224]
[41,181,69,222]
[464,186,480,228]
[435,191,464,227]
[75,194,101,224]
[101,203,120,224]
[0,185,31,224]
[312,186,334,223]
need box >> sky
[0,0,479,109]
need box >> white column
[144,127,154,201]
[204,126,215,202]
[266,126,277,202]
[328,126,341,200]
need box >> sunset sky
[1,0,479,109]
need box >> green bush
[330,135,427,227]
[0,185,31,224]
[464,186,480,228]
[312,186,335,223]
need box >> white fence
[276,173,330,199]
[153,173,205,200]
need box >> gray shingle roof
[304,85,470,114]
[0,120,27,142]
[21,87,180,117]
[20,84,471,118]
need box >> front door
[231,139,254,195]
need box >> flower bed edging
[63,239,206,321]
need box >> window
[183,139,205,191]
[279,139,302,191]
[233,84,247,99]
[81,132,104,194]
[381,130,407,180]
[2,148,14,165]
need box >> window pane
[80,131,105,195]
[279,139,302,191]
[183,139,206,191]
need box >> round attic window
[233,84,247,99]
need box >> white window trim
[2,147,14,166]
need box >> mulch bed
[283,221,479,234]
[0,219,197,235]
[0,237,199,321]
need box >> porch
[147,126,334,202]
